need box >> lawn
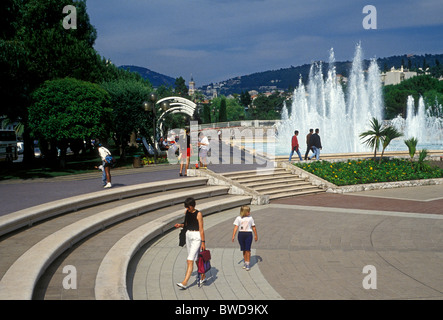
[295,158,443,186]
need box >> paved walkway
[1,164,443,300]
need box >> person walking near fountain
[289,130,303,162]
[304,128,313,160]
[308,129,322,160]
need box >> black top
[309,133,322,148]
[184,209,199,231]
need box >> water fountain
[275,43,443,155]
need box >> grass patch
[295,158,443,186]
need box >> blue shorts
[238,232,253,251]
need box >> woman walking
[175,197,206,289]
[232,205,258,271]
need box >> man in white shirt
[198,131,210,168]
[96,143,112,188]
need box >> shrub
[295,158,443,186]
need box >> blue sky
[87,0,443,86]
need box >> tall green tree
[174,76,188,97]
[1,0,104,163]
[101,79,153,159]
[219,98,227,122]
[240,90,252,108]
[28,78,111,167]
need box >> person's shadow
[237,255,263,268]
[188,267,219,288]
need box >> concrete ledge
[95,195,252,300]
[328,177,443,193]
[0,185,228,300]
[280,161,443,193]
[0,177,208,237]
[188,169,269,205]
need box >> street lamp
[142,93,169,164]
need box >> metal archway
[156,96,197,135]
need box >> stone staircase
[220,167,325,200]
[0,177,251,300]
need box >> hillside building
[381,66,417,86]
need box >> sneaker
[242,264,247,269]
[245,264,250,271]
[104,183,112,188]
[198,278,207,288]
[176,282,187,290]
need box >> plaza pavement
[1,162,442,300]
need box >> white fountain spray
[276,43,383,154]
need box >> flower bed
[295,159,443,186]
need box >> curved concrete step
[0,184,210,283]
[0,177,208,237]
[229,173,294,184]
[0,185,228,300]
[242,177,306,188]
[252,181,310,191]
[221,168,286,180]
[95,195,252,300]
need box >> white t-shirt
[233,216,255,232]
[98,146,111,161]
[200,136,209,150]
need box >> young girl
[232,205,258,271]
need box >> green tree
[174,77,188,97]
[1,0,103,164]
[101,78,153,159]
[359,117,386,160]
[219,97,227,122]
[380,126,403,162]
[28,78,111,167]
[240,91,252,108]
[404,137,418,162]
[202,104,211,123]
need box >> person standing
[96,143,112,188]
[289,130,303,162]
[198,131,209,168]
[304,128,314,160]
[308,128,322,160]
[231,205,258,271]
[175,197,206,289]
[179,128,191,176]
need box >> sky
[86,0,443,86]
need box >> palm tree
[379,126,403,163]
[359,117,386,161]
[404,137,418,162]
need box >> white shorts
[186,230,201,261]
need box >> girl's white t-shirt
[233,216,255,232]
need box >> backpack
[105,155,116,167]
[197,249,211,279]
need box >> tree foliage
[28,77,111,166]
[383,75,443,119]
[101,78,153,157]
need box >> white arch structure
[156,96,197,135]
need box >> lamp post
[142,93,169,164]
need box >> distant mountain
[118,65,176,88]
[200,53,443,96]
